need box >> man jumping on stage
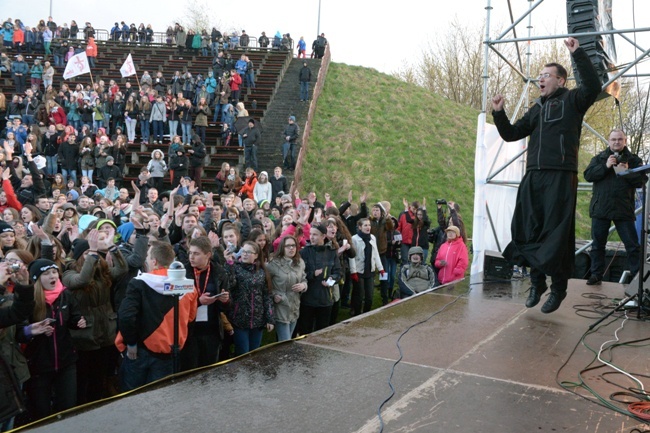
[491,37,602,313]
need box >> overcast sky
[4,0,650,77]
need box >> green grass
[301,62,597,240]
[301,63,479,235]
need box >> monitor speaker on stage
[566,0,619,100]
[623,272,650,308]
[484,250,513,280]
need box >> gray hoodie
[147,150,168,178]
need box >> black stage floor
[16,274,650,433]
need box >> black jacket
[183,260,229,340]
[300,244,341,308]
[189,142,206,167]
[270,175,289,200]
[242,126,261,147]
[282,123,299,144]
[98,164,123,184]
[11,159,47,206]
[169,154,189,175]
[57,141,80,170]
[0,284,34,328]
[17,289,83,375]
[583,147,646,221]
[492,47,601,173]
[299,66,311,82]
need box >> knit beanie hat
[72,238,90,260]
[0,221,15,234]
[29,259,58,282]
[313,224,327,234]
[67,189,80,202]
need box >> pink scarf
[44,279,65,306]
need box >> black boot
[525,284,548,308]
[541,291,567,314]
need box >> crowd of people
[0,14,464,431]
[0,16,323,189]
[0,163,469,428]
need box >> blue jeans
[244,145,258,171]
[140,119,150,142]
[46,155,58,176]
[211,42,219,56]
[400,243,411,266]
[22,114,34,126]
[246,71,255,88]
[119,346,173,392]
[233,327,263,356]
[379,254,397,304]
[300,81,310,101]
[212,103,222,122]
[69,119,82,134]
[181,122,192,144]
[385,256,398,295]
[152,120,165,142]
[275,321,297,342]
[93,120,104,133]
[590,217,640,278]
[282,141,295,169]
[82,169,94,183]
[168,120,179,139]
[62,169,77,184]
[125,117,137,142]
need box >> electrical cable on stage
[375,286,472,433]
[556,306,650,424]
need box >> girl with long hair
[325,216,356,323]
[248,228,270,264]
[224,240,274,355]
[18,259,86,420]
[267,236,306,341]
[123,95,139,144]
[62,226,127,404]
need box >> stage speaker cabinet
[484,250,513,280]
[566,0,618,100]
[623,272,650,307]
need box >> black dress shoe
[586,275,602,285]
[541,291,567,314]
[525,284,548,308]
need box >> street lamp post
[317,0,321,37]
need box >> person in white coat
[349,218,384,316]
[253,171,272,203]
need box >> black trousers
[26,364,77,421]
[351,273,375,315]
[504,170,577,287]
[181,332,221,371]
[297,304,332,335]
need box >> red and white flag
[62,52,91,80]
[120,54,137,77]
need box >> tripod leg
[589,292,638,330]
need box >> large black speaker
[484,250,513,280]
[566,0,618,100]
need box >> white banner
[471,113,525,275]
[62,52,90,80]
[120,53,137,78]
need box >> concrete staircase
[258,58,322,179]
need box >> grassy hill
[300,62,601,240]
[301,63,479,234]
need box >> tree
[172,0,232,33]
